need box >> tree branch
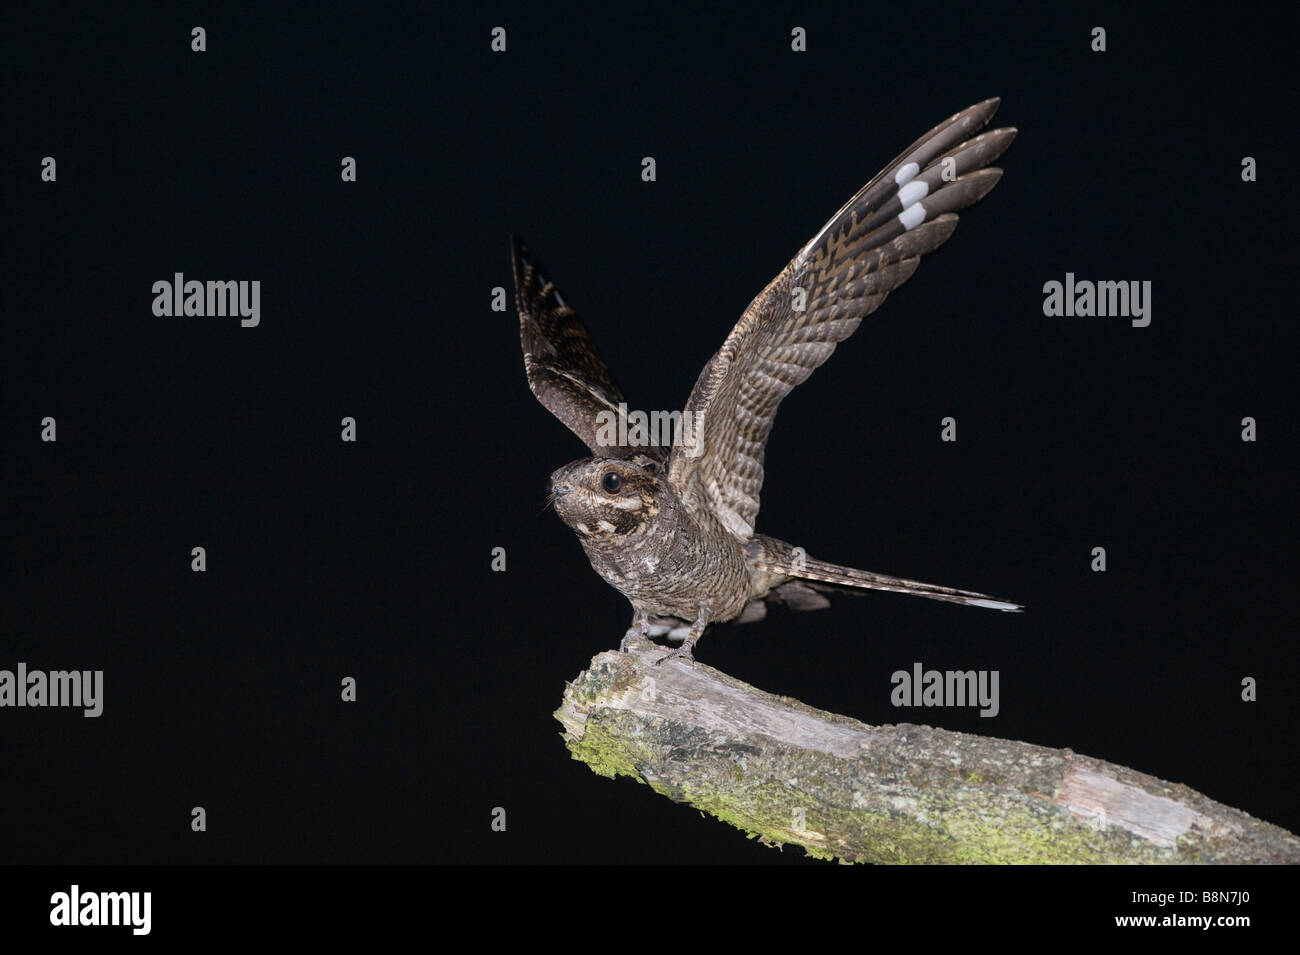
[554,645,1299,863]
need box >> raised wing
[667,99,1015,538]
[513,237,653,460]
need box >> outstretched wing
[667,99,1015,538]
[513,237,654,460]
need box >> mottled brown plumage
[516,99,1022,661]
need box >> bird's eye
[601,472,623,493]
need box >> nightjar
[514,98,1022,661]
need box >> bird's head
[548,454,668,543]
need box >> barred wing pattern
[512,237,653,460]
[667,99,1016,538]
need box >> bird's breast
[579,507,752,621]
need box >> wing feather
[513,237,658,460]
[667,99,1015,537]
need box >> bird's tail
[750,536,1023,612]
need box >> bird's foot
[620,628,650,652]
[620,618,652,652]
[654,607,708,665]
[655,640,697,665]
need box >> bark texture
[555,646,1299,864]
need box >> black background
[5,2,1296,868]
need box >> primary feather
[666,99,1016,539]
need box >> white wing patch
[897,179,929,207]
[894,161,921,186]
[899,202,927,231]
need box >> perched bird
[514,98,1022,662]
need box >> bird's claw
[654,642,696,665]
